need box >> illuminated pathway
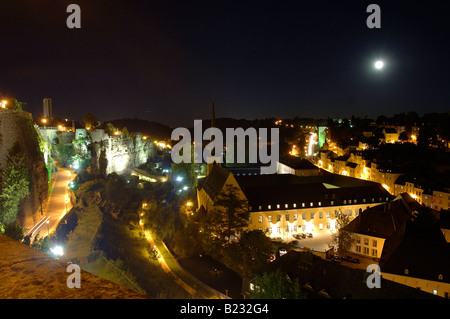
[144,230,227,299]
[25,168,74,241]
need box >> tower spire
[207,100,220,175]
[211,100,215,128]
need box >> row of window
[250,197,388,211]
[250,209,359,223]
[265,223,333,233]
[356,236,378,247]
[355,245,378,257]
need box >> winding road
[24,168,74,241]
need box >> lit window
[293,203,297,208]
[268,205,271,209]
[277,204,280,209]
[285,204,288,208]
[258,215,263,223]
[268,215,272,223]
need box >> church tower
[207,101,221,175]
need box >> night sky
[0,0,448,127]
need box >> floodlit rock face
[89,130,155,175]
[0,110,48,228]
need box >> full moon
[374,60,384,70]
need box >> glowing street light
[1,100,7,108]
[50,245,64,257]
[374,60,384,70]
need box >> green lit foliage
[1,222,24,241]
[30,232,51,253]
[4,98,23,111]
[54,143,75,167]
[171,144,199,191]
[105,122,117,135]
[0,143,30,224]
[247,269,305,299]
[142,200,176,240]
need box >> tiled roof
[198,165,231,202]
[235,172,393,210]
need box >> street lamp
[50,245,64,257]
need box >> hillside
[107,118,173,140]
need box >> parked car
[331,256,341,263]
[307,233,313,238]
[343,256,360,264]
[290,240,300,247]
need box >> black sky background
[0,0,448,127]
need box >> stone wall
[0,110,48,228]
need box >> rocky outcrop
[88,130,156,175]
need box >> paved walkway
[24,168,74,241]
[144,230,228,299]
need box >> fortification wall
[0,110,48,228]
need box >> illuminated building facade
[197,165,393,242]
